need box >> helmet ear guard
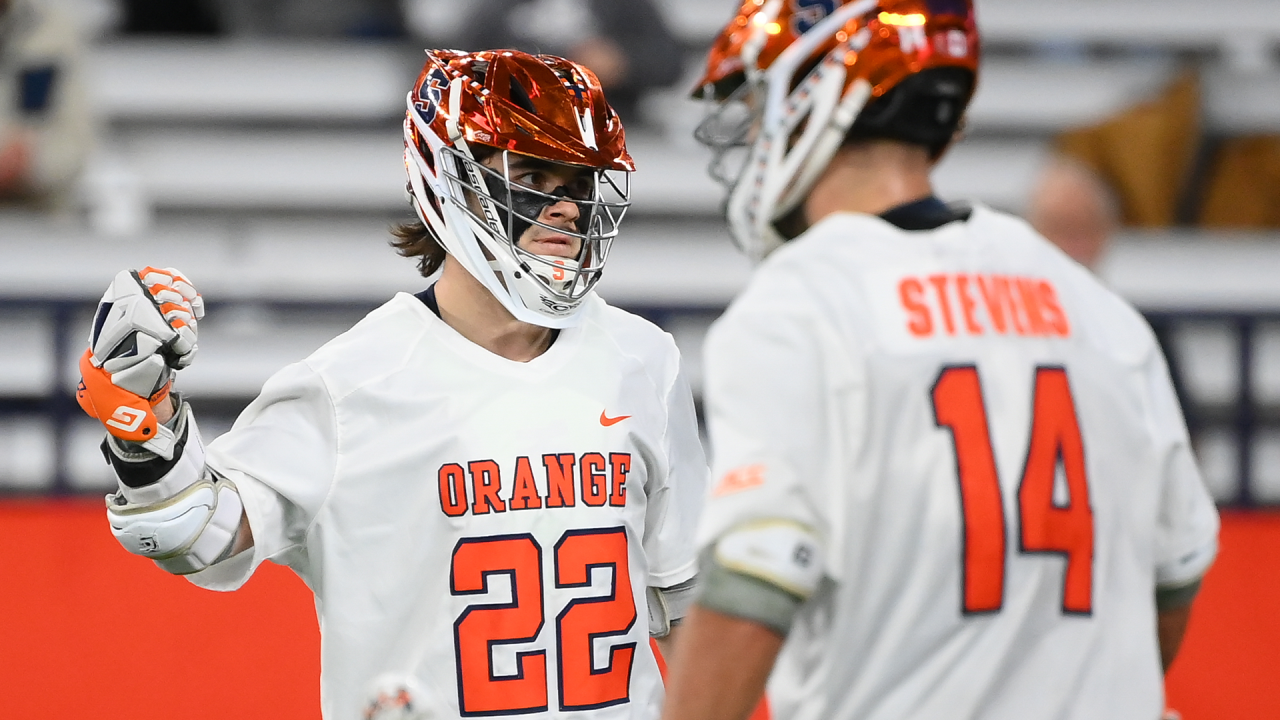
[846,66,975,158]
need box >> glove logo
[105,406,145,433]
[139,535,160,553]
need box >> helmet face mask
[445,147,629,303]
[696,79,762,194]
[693,0,980,262]
[403,49,634,328]
[697,10,879,260]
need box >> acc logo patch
[414,67,450,125]
[713,464,766,496]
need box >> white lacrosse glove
[76,266,204,459]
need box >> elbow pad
[107,477,244,575]
[103,401,244,574]
[714,520,825,598]
[695,521,826,635]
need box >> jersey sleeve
[697,292,852,584]
[187,360,338,592]
[641,350,709,588]
[1144,343,1220,588]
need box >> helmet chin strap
[488,255,580,292]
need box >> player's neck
[803,140,935,224]
[433,257,555,362]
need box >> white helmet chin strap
[486,256,581,297]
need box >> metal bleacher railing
[3,0,1280,504]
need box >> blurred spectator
[1031,70,1280,269]
[1027,155,1120,269]
[454,0,684,124]
[0,0,93,210]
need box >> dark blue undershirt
[415,283,560,344]
[877,196,971,231]
[414,284,441,316]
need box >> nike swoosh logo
[600,411,630,427]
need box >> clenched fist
[76,267,204,458]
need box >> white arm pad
[714,520,825,598]
[104,403,244,575]
[107,477,244,575]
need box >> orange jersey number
[452,535,549,714]
[555,528,636,710]
[932,366,1094,615]
[451,527,637,715]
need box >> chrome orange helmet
[404,49,634,327]
[693,0,979,260]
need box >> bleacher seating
[4,0,1280,503]
[660,0,1280,55]
[92,41,409,123]
[85,41,1280,217]
[975,0,1280,54]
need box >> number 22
[932,366,1094,616]
[451,527,636,716]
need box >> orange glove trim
[76,349,164,444]
[140,265,191,284]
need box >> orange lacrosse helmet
[404,49,634,327]
[692,0,980,259]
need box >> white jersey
[698,206,1219,720]
[188,292,707,720]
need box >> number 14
[932,366,1094,616]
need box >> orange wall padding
[0,500,1276,719]
[0,498,319,719]
[1165,509,1280,719]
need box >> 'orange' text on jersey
[437,453,631,517]
[898,274,1070,339]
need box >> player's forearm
[662,605,783,720]
[1155,577,1202,672]
[654,622,680,663]
[154,392,176,424]
[1157,602,1192,672]
[230,508,255,556]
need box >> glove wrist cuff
[104,399,206,505]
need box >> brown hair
[390,220,447,277]
[395,145,500,277]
